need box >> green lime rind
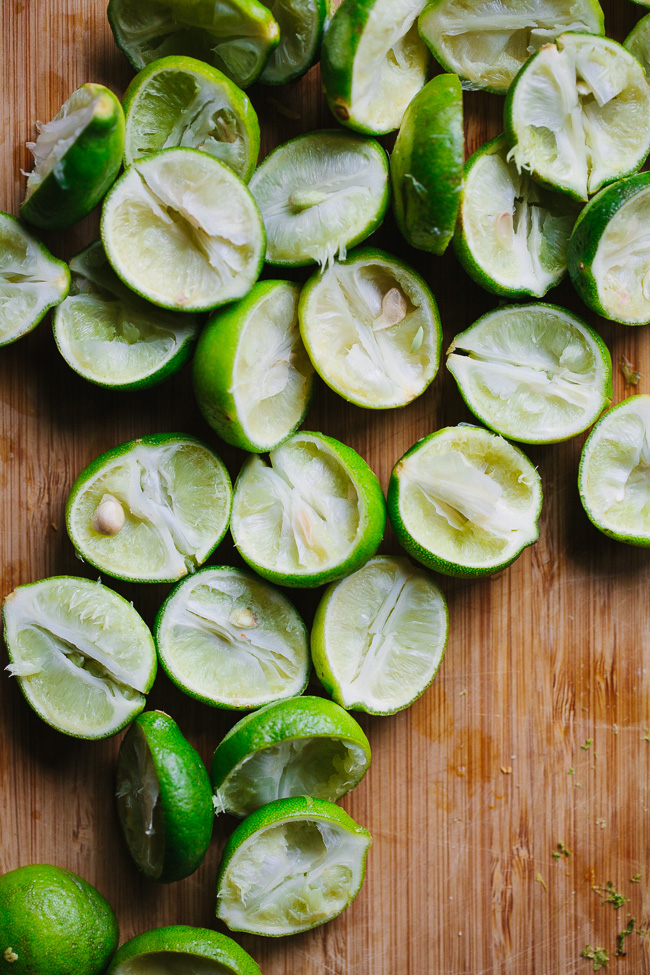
[122,55,261,181]
[387,426,542,578]
[106,925,261,975]
[568,172,650,325]
[446,303,612,445]
[0,212,70,347]
[2,576,157,740]
[211,696,371,815]
[116,710,214,883]
[193,280,314,452]
[216,795,372,936]
[107,0,280,89]
[625,13,650,76]
[259,0,327,84]
[578,394,650,546]
[391,74,463,256]
[0,865,119,975]
[20,84,125,231]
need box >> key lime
[453,134,579,298]
[106,926,261,975]
[259,0,326,84]
[193,280,314,452]
[216,796,371,936]
[625,14,650,78]
[321,0,430,135]
[155,566,310,709]
[388,426,542,577]
[0,213,70,347]
[53,241,199,389]
[101,147,265,312]
[506,32,650,202]
[418,0,605,94]
[123,56,260,181]
[579,394,650,546]
[116,710,213,883]
[311,556,448,714]
[298,247,441,409]
[20,84,125,231]
[390,74,463,256]
[0,864,118,975]
[568,172,650,325]
[249,130,389,267]
[2,576,156,739]
[231,431,386,588]
[66,434,232,584]
[107,0,280,88]
[447,303,612,444]
[211,696,371,816]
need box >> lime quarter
[106,926,261,975]
[625,13,650,77]
[258,0,327,84]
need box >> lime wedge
[107,0,280,88]
[216,796,371,936]
[506,32,650,202]
[391,74,463,256]
[123,55,260,181]
[298,247,441,409]
[211,696,371,816]
[454,134,578,298]
[579,395,650,546]
[249,130,389,267]
[568,172,650,325]
[101,148,265,312]
[447,303,612,444]
[625,14,650,77]
[53,241,199,389]
[231,431,386,588]
[116,710,213,882]
[20,84,125,231]
[2,576,156,739]
[193,280,314,452]
[259,0,326,84]
[311,556,448,714]
[155,566,310,708]
[388,426,542,577]
[418,0,605,95]
[106,926,261,975]
[0,212,70,347]
[321,0,430,135]
[66,434,232,584]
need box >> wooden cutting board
[1,1,649,972]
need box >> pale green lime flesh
[589,184,650,325]
[625,14,650,78]
[116,723,165,878]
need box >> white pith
[591,186,650,324]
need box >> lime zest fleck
[535,873,547,892]
[553,841,571,860]
[581,738,593,750]
[631,874,642,883]
[617,918,635,957]
[620,355,642,386]
[581,945,609,970]
[592,881,628,910]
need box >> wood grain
[1,2,650,973]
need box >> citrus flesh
[258,0,326,84]
[106,926,261,975]
[2,576,156,738]
[625,13,650,77]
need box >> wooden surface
[2,2,650,973]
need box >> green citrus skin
[106,926,261,975]
[20,85,125,231]
[0,864,118,975]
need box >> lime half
[101,148,265,312]
[0,212,70,347]
[21,84,125,231]
[155,566,310,709]
[193,280,314,452]
[53,241,199,389]
[123,56,260,182]
[259,0,326,84]
[418,0,605,94]
[106,926,261,975]
[447,303,612,444]
[216,796,371,936]
[116,710,213,882]
[506,32,650,201]
[311,556,448,714]
[388,426,542,577]
[2,576,156,739]
[299,247,441,409]
[211,696,371,816]
[249,130,389,267]
[579,395,650,546]
[625,14,650,77]
[231,431,386,588]
[66,434,232,584]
